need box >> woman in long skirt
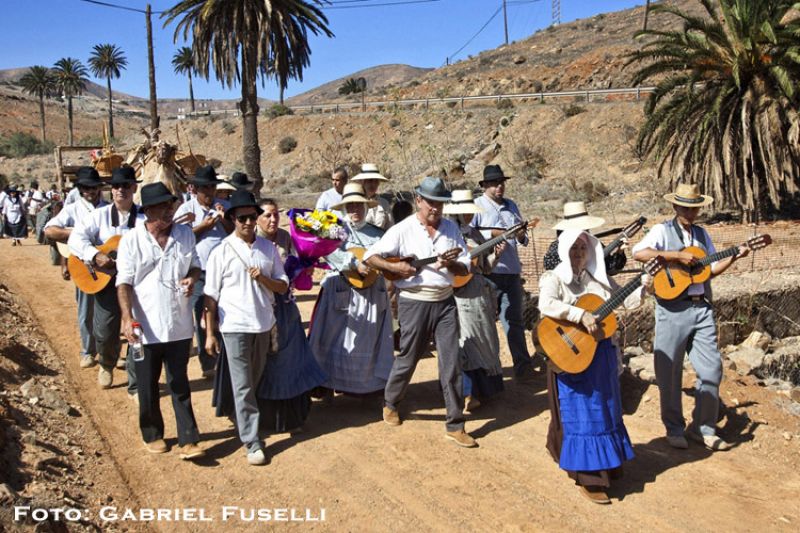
[1,186,28,245]
[444,190,504,412]
[212,198,326,433]
[308,183,394,395]
[538,229,651,504]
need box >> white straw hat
[331,183,378,210]
[351,163,389,182]
[552,201,605,231]
[443,189,485,215]
[663,183,713,207]
[216,182,236,192]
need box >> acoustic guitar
[452,220,534,289]
[602,216,646,258]
[67,235,122,294]
[342,247,380,289]
[536,258,664,374]
[342,247,463,288]
[653,234,772,300]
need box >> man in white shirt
[204,191,289,466]
[351,163,393,229]
[315,166,348,216]
[632,183,748,452]
[173,165,233,379]
[364,177,477,449]
[117,182,205,460]
[24,180,45,232]
[69,167,145,389]
[45,167,108,369]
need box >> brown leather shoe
[382,406,401,426]
[579,485,611,504]
[178,443,206,461]
[144,439,168,454]
[464,396,481,413]
[445,429,478,448]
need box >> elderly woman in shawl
[538,229,651,504]
[444,190,505,412]
[309,183,394,395]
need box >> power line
[324,0,442,9]
[445,6,503,65]
[76,0,164,15]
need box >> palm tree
[172,46,197,113]
[19,66,56,143]
[88,44,128,139]
[52,58,89,146]
[163,0,334,195]
[627,0,800,222]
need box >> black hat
[414,176,452,202]
[225,190,263,219]
[140,182,178,209]
[479,164,511,186]
[75,166,104,188]
[230,171,255,190]
[7,185,20,193]
[188,165,224,186]
[108,166,141,185]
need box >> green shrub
[265,104,294,119]
[278,136,297,154]
[221,120,236,135]
[388,118,401,128]
[562,104,586,118]
[496,98,514,110]
[190,127,208,140]
[0,133,55,158]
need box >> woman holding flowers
[309,183,394,395]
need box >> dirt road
[1,238,798,532]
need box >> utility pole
[552,0,561,26]
[502,0,509,45]
[145,4,159,130]
[643,0,652,31]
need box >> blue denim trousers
[486,273,532,376]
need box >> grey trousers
[75,288,96,358]
[93,282,122,370]
[385,296,465,432]
[654,300,722,437]
[222,331,269,452]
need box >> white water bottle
[131,322,144,362]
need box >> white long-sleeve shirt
[115,223,200,345]
[204,234,289,334]
[68,203,145,262]
[45,198,108,230]
[538,270,643,324]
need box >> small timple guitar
[67,235,122,294]
[452,220,537,289]
[342,247,380,289]
[653,234,772,300]
[536,258,664,374]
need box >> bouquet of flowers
[285,208,346,290]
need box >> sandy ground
[0,237,799,532]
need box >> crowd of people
[7,162,749,504]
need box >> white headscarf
[553,229,610,288]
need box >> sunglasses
[235,213,258,223]
[111,183,133,190]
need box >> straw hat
[552,201,605,231]
[216,182,236,192]
[331,183,378,210]
[351,163,389,182]
[443,189,484,215]
[663,183,713,207]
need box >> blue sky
[1,0,646,100]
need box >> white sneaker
[98,367,113,389]
[80,355,97,369]
[247,448,267,466]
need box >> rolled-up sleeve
[363,226,400,262]
[538,272,586,324]
[203,247,222,302]
[115,233,136,287]
[45,205,74,229]
[270,246,289,284]
[632,224,666,254]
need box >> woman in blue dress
[537,229,651,504]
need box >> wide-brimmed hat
[74,166,104,188]
[479,164,511,186]
[108,166,141,185]
[332,183,378,210]
[140,182,177,208]
[7,185,20,193]
[443,189,484,215]
[415,176,452,202]
[351,163,389,182]
[225,190,263,219]
[663,183,713,207]
[552,201,605,231]
[188,165,224,186]
[230,171,255,190]
[216,182,236,192]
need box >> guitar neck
[699,245,739,266]
[411,256,441,268]
[594,276,643,321]
[602,234,626,258]
[602,217,645,258]
[469,224,524,259]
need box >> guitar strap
[111,204,139,229]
